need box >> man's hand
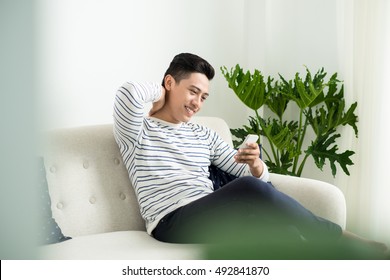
[234,142,264,178]
[149,86,166,116]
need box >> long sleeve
[209,131,269,182]
[113,82,162,149]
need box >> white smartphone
[239,134,259,149]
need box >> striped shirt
[113,81,269,234]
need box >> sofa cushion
[44,125,146,237]
[37,157,71,244]
[38,231,203,259]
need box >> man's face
[165,72,210,123]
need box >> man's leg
[153,176,342,244]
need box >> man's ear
[163,75,174,90]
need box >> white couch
[38,117,346,259]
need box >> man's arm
[210,131,269,182]
[149,86,166,117]
[113,82,163,144]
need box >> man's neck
[151,109,181,125]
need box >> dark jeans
[152,176,342,245]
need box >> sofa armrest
[269,173,346,229]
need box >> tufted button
[119,192,126,200]
[114,158,121,165]
[89,196,96,204]
[56,202,63,209]
[50,166,57,173]
[83,161,89,169]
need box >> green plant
[221,64,358,177]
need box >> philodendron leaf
[221,65,268,111]
[307,133,355,177]
[307,100,358,137]
[265,155,294,176]
[279,68,328,110]
[259,118,299,159]
[321,73,343,107]
[340,101,359,137]
[266,87,289,120]
[295,72,327,109]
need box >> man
[113,53,387,257]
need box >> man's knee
[234,176,273,196]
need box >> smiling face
[160,72,210,123]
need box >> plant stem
[262,147,272,163]
[297,154,310,177]
[255,110,280,168]
[292,109,303,174]
[292,109,308,175]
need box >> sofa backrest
[43,117,233,237]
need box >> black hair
[162,53,215,86]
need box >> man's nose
[191,95,202,107]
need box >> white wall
[36,0,251,130]
[36,0,344,183]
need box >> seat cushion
[38,231,203,260]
